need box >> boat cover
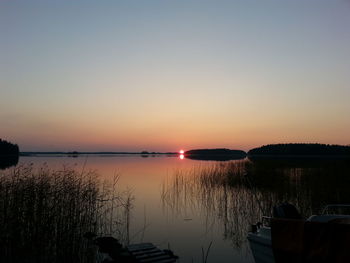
[271,218,350,263]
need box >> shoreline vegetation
[0,139,19,156]
[2,141,350,261]
[0,165,133,263]
[184,148,247,161]
[161,158,350,248]
[0,139,19,169]
[181,144,350,161]
[248,143,350,158]
[17,143,350,156]
[2,141,350,161]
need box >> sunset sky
[1,0,350,152]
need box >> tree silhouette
[0,139,19,169]
[248,143,350,156]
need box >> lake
[1,155,350,262]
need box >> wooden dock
[126,243,178,263]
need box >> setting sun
[179,150,184,154]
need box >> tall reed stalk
[161,159,350,250]
[0,164,133,263]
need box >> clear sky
[1,0,350,152]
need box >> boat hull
[247,230,275,263]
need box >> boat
[247,204,350,263]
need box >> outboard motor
[273,203,302,219]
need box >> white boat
[247,204,350,263]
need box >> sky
[1,0,350,152]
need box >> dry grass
[0,164,133,263]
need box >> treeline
[248,143,350,156]
[185,148,247,161]
[0,139,19,169]
[0,139,19,156]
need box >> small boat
[247,204,350,263]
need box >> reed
[161,159,350,250]
[0,164,133,263]
[161,161,265,249]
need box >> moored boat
[247,204,350,263]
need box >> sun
[179,149,184,154]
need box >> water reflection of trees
[0,164,133,263]
[161,159,350,248]
[247,158,350,214]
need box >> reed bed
[161,161,267,249]
[0,164,133,263]
[161,159,350,249]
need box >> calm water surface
[7,155,350,262]
[14,155,253,262]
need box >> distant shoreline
[14,143,350,158]
[20,152,178,156]
[18,152,350,160]
[248,154,350,159]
